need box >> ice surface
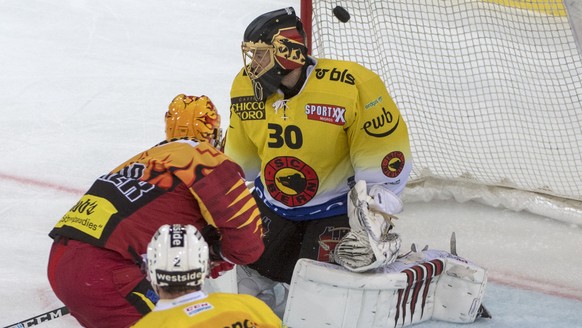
[0,1,580,327]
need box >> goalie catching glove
[335,180,402,272]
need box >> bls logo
[315,67,355,85]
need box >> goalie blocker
[283,249,488,328]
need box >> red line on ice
[489,270,582,302]
[0,172,84,195]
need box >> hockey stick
[2,306,69,328]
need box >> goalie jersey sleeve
[132,292,284,328]
[225,57,412,220]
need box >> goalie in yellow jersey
[132,224,284,328]
[225,5,412,293]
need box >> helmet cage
[242,41,276,80]
[242,27,307,81]
[241,7,308,101]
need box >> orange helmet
[165,94,222,146]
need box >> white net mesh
[308,0,582,223]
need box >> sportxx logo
[314,67,355,85]
[231,96,265,121]
[362,107,400,138]
[305,103,346,125]
[264,156,319,207]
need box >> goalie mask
[165,94,222,147]
[147,224,210,288]
[242,7,308,101]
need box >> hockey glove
[201,225,235,278]
[201,224,223,261]
[210,261,235,279]
[335,180,402,272]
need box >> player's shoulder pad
[234,66,247,79]
[230,67,253,97]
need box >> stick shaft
[3,306,69,328]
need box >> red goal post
[300,0,582,224]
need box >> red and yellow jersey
[132,291,285,328]
[49,139,263,265]
[225,57,412,220]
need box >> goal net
[302,0,582,224]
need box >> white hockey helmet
[146,224,209,288]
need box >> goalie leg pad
[237,265,288,318]
[283,258,409,328]
[432,257,488,323]
[284,251,488,328]
[203,264,238,294]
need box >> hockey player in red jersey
[47,94,264,328]
[225,7,412,286]
[132,224,284,328]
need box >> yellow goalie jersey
[132,291,284,328]
[225,57,412,220]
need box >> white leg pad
[236,265,288,318]
[203,265,238,294]
[284,251,487,328]
[432,258,488,323]
[284,259,410,328]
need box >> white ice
[0,1,581,327]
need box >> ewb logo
[362,107,400,138]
